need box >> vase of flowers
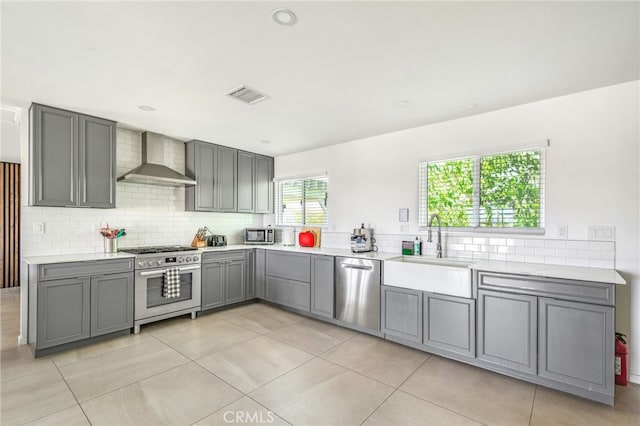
[99,224,126,253]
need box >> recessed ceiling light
[260,139,271,144]
[272,8,297,26]
[138,105,155,112]
[464,103,478,109]
[395,100,410,108]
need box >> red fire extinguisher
[615,333,628,386]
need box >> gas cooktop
[120,246,197,255]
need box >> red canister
[299,231,315,247]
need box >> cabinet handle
[341,264,373,271]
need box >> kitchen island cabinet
[27,257,134,356]
[30,103,116,208]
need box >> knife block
[191,235,207,248]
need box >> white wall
[0,108,22,163]
[274,81,640,382]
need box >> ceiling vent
[225,85,268,105]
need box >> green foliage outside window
[427,159,474,227]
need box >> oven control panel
[136,254,201,270]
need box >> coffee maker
[351,223,376,253]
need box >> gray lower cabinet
[310,255,334,318]
[265,251,311,311]
[245,250,256,299]
[90,273,134,337]
[37,277,91,349]
[31,259,135,354]
[201,251,247,310]
[477,289,537,374]
[423,293,475,358]
[30,103,116,208]
[381,285,422,343]
[255,249,266,299]
[539,297,614,397]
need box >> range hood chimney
[117,132,196,187]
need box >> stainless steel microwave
[245,228,275,245]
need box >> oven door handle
[139,265,201,277]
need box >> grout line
[50,360,94,426]
[529,385,538,426]
[243,394,295,426]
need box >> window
[419,149,545,230]
[276,175,328,226]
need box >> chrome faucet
[427,213,443,258]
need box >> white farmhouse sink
[383,256,473,298]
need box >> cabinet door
[266,251,311,282]
[216,146,237,212]
[539,297,614,396]
[255,249,266,299]
[202,262,225,310]
[78,115,116,208]
[265,276,310,311]
[225,260,246,304]
[245,250,255,299]
[37,277,90,348]
[381,285,422,343]
[30,104,78,207]
[423,293,475,358]
[90,273,133,336]
[311,255,334,318]
[254,155,273,213]
[193,142,217,211]
[237,151,255,213]
[477,289,537,374]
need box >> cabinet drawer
[202,250,246,263]
[475,271,615,306]
[266,251,311,282]
[265,276,310,311]
[38,258,134,281]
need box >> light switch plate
[399,208,409,222]
[588,225,615,241]
[33,222,45,234]
[558,225,568,239]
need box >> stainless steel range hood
[117,132,196,187]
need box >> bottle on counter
[413,236,422,256]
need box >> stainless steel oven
[120,246,201,333]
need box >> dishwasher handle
[340,263,373,271]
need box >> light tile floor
[1,287,638,425]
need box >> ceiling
[1,1,638,156]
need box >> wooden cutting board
[301,227,321,247]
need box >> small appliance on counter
[207,235,227,247]
[351,223,376,253]
[282,227,296,246]
[245,227,275,244]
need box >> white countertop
[22,252,136,265]
[471,260,626,285]
[199,244,400,260]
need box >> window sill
[417,226,545,236]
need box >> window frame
[275,174,328,227]
[418,148,546,234]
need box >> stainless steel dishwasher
[335,257,381,332]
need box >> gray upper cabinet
[254,154,274,213]
[237,151,255,213]
[217,146,237,211]
[310,255,334,318]
[186,141,217,211]
[30,104,116,208]
[539,297,614,398]
[79,115,116,208]
[37,277,91,349]
[477,289,538,374]
[185,140,272,213]
[423,293,475,359]
[381,285,423,343]
[90,272,133,336]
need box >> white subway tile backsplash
[544,256,567,266]
[506,254,525,262]
[489,253,507,261]
[525,239,546,248]
[525,255,545,264]
[544,240,567,249]
[534,248,556,256]
[472,237,487,245]
[516,247,536,255]
[566,257,590,267]
[566,240,590,249]
[589,259,615,268]
[589,241,615,251]
[555,248,578,258]
[506,238,525,247]
[577,250,602,260]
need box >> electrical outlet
[558,225,568,239]
[399,208,409,222]
[33,222,45,234]
[588,226,615,241]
